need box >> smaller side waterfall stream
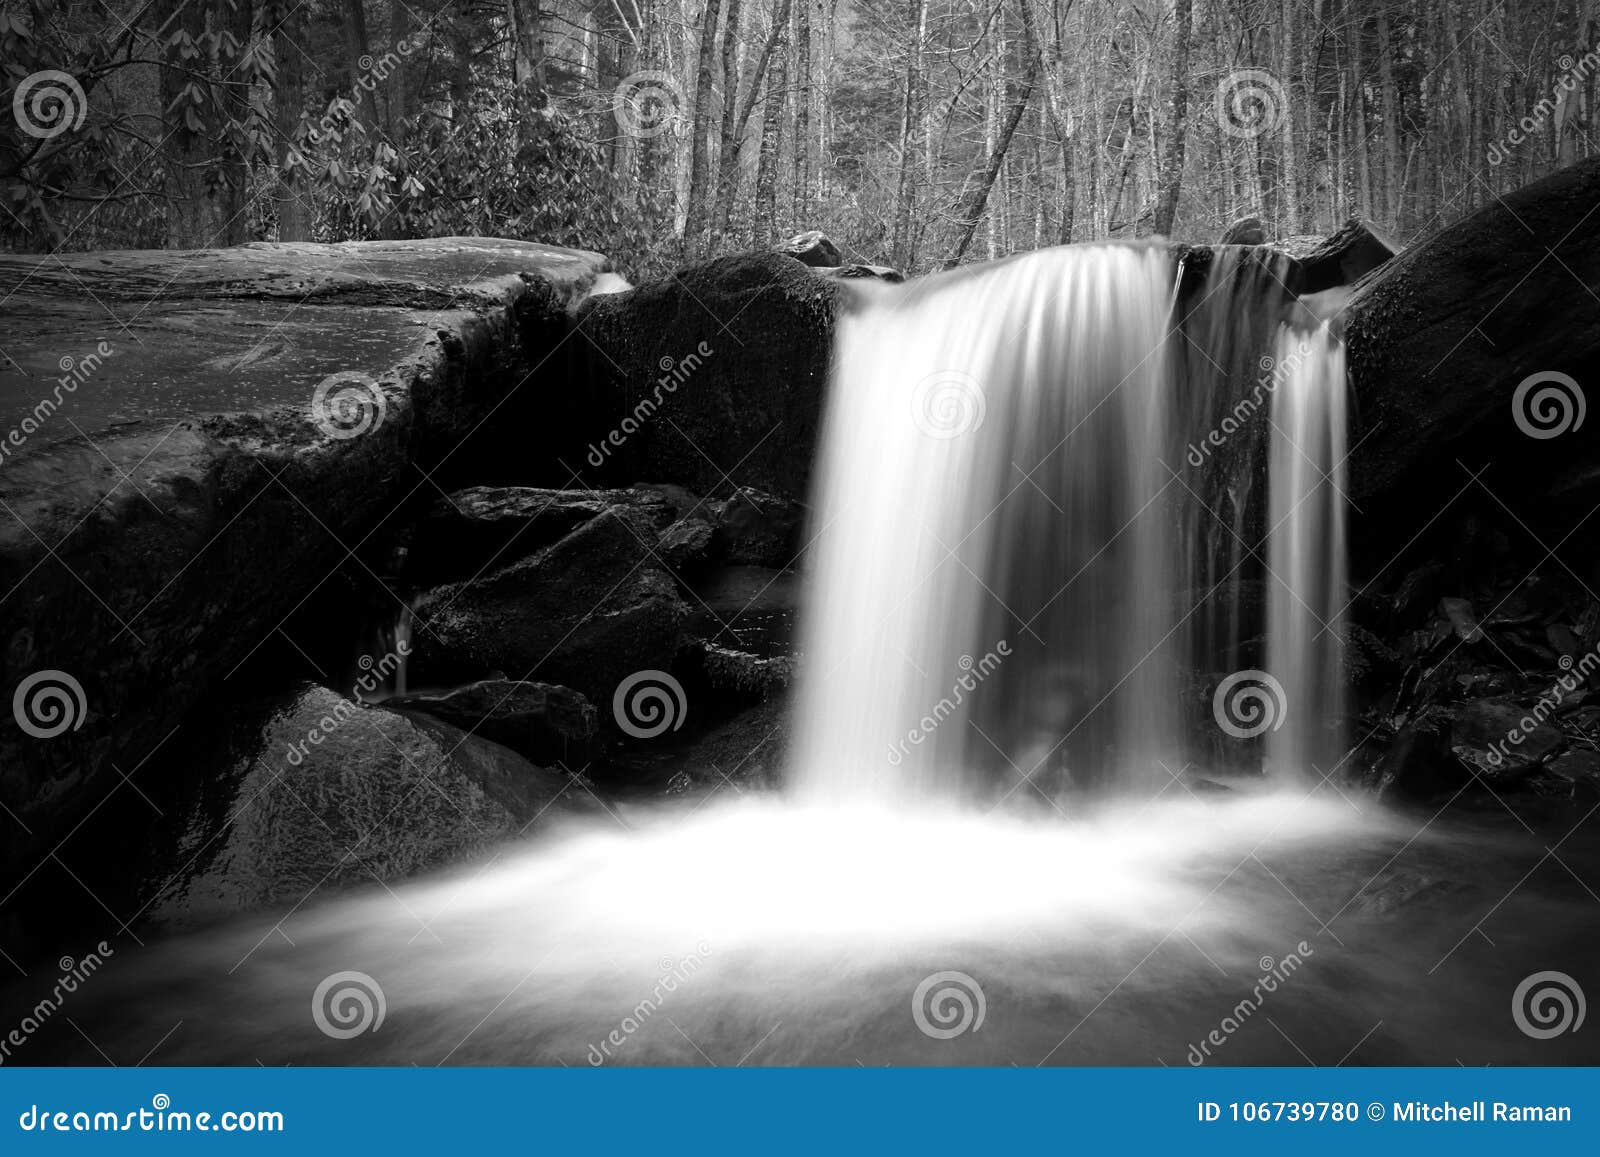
[1266,323,1349,780]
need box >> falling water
[792,242,1180,804]
[1266,323,1348,779]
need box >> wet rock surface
[0,238,609,879]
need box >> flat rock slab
[0,238,603,448]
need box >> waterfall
[791,242,1180,804]
[1265,323,1348,780]
[791,241,1350,805]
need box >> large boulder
[131,685,581,927]
[410,508,690,702]
[0,238,609,882]
[574,252,841,499]
[1344,155,1600,509]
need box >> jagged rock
[409,484,702,581]
[0,238,609,881]
[774,230,843,268]
[701,643,796,700]
[385,678,598,767]
[710,487,807,567]
[133,685,579,926]
[1448,697,1565,780]
[575,253,840,498]
[1291,218,1396,293]
[410,509,689,702]
[1218,216,1266,245]
[816,264,905,283]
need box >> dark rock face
[1344,154,1600,509]
[574,252,840,499]
[1218,216,1267,245]
[136,685,579,926]
[411,508,689,702]
[1288,218,1396,293]
[409,484,693,582]
[0,239,609,877]
[710,487,807,568]
[385,679,598,767]
[774,230,843,268]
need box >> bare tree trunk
[793,0,812,223]
[1375,5,1402,227]
[754,16,789,241]
[683,0,726,253]
[1152,0,1193,235]
[890,0,926,267]
[945,58,1038,267]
